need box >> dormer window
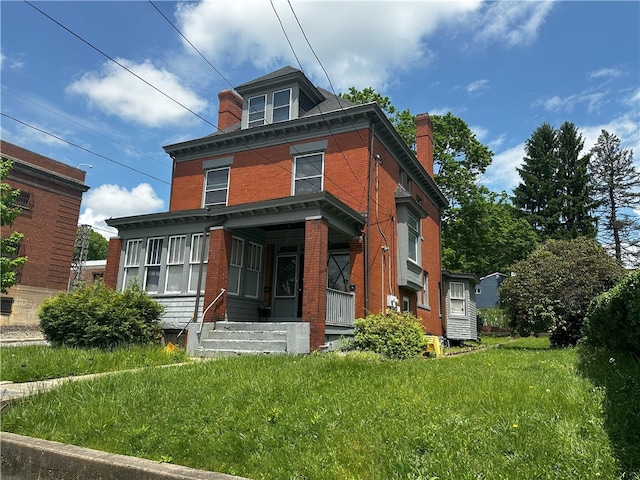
[273,88,291,122]
[248,94,266,128]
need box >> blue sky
[1,0,638,239]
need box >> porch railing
[325,288,355,327]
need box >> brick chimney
[415,113,434,177]
[217,89,243,130]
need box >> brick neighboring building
[105,66,449,353]
[1,141,89,325]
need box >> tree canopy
[87,229,109,261]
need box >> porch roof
[106,191,365,238]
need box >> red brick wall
[203,228,232,322]
[104,238,122,289]
[1,141,87,291]
[303,218,328,350]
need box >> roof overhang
[106,191,365,239]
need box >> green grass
[0,344,190,382]
[2,339,632,479]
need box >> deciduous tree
[1,157,27,293]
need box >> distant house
[104,66,449,354]
[69,260,106,288]
[476,272,508,309]
[0,141,89,325]
[442,271,479,342]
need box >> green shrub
[39,283,164,349]
[582,270,640,355]
[349,310,429,360]
[499,238,624,348]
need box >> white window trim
[165,235,186,293]
[407,213,420,263]
[272,88,292,123]
[144,237,163,293]
[292,152,324,196]
[188,233,209,293]
[420,271,430,309]
[203,167,229,208]
[228,237,244,296]
[123,239,142,291]
[450,281,466,316]
[248,94,266,128]
[245,242,263,299]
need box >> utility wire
[1,113,171,185]
[2,86,171,168]
[24,0,218,130]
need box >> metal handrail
[176,288,225,339]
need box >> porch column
[203,227,232,322]
[303,216,328,350]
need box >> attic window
[248,94,266,128]
[273,89,291,123]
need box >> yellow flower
[512,423,519,428]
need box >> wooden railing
[325,288,355,327]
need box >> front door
[272,253,303,319]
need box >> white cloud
[535,91,606,114]
[472,1,554,47]
[67,59,209,128]
[481,142,525,193]
[589,67,623,80]
[465,79,489,96]
[175,0,482,91]
[79,183,165,239]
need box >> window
[475,287,482,295]
[165,235,186,293]
[204,167,229,207]
[421,272,429,308]
[189,233,209,293]
[245,242,263,298]
[228,237,244,295]
[14,191,31,211]
[293,152,323,195]
[328,252,350,291]
[144,237,163,293]
[402,296,410,312]
[123,239,142,290]
[450,282,465,315]
[248,94,266,127]
[408,213,419,262]
[273,88,291,123]
[1,297,14,315]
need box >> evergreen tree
[513,123,560,239]
[513,122,597,241]
[557,121,598,239]
[590,130,640,266]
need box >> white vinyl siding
[144,237,163,293]
[228,237,244,295]
[123,239,142,290]
[203,167,229,207]
[165,235,186,293]
[293,152,324,195]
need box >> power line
[1,86,171,168]
[24,0,219,131]
[1,113,171,185]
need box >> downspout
[365,119,375,316]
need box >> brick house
[105,67,448,354]
[0,141,89,325]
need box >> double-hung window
[245,242,263,298]
[123,239,142,290]
[188,233,209,293]
[293,152,323,195]
[421,272,430,308]
[165,235,186,293]
[144,237,163,293]
[248,94,266,127]
[408,213,419,263]
[450,282,466,315]
[228,237,244,295]
[204,167,229,207]
[272,88,291,123]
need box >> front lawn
[2,338,631,479]
[0,344,189,383]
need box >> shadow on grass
[577,347,640,478]
[496,336,551,350]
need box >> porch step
[194,322,289,357]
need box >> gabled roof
[480,272,508,281]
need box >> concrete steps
[194,322,289,357]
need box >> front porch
[181,288,356,356]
